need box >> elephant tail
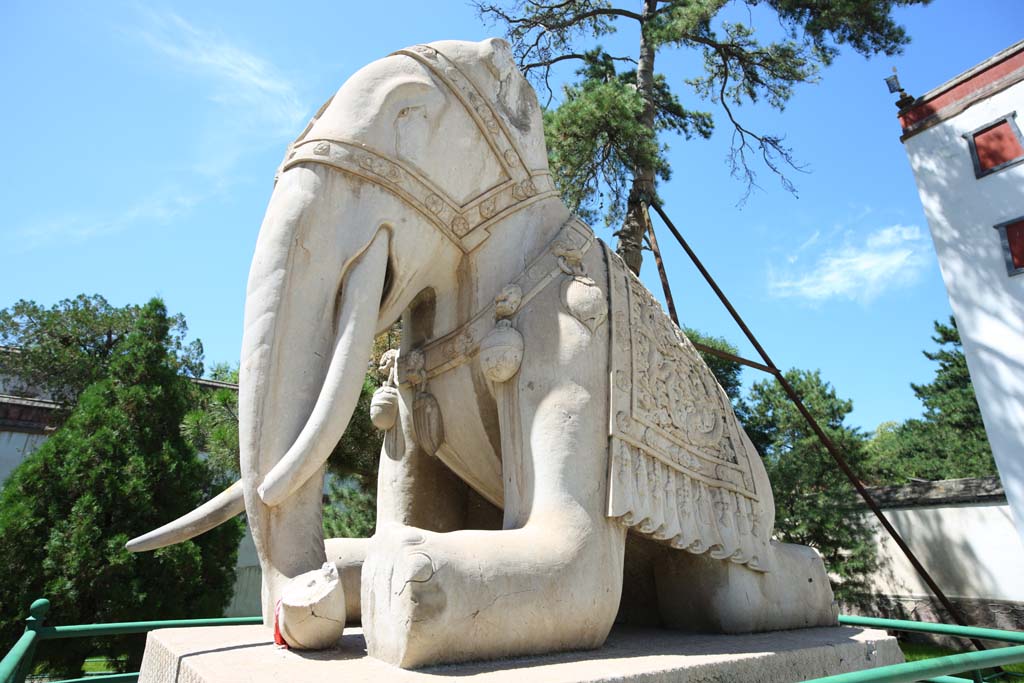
[126,480,245,552]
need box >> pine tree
[737,368,876,601]
[477,0,929,273]
[0,299,241,676]
[864,317,996,482]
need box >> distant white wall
[224,527,261,617]
[866,502,1024,603]
[0,430,46,482]
[904,78,1024,547]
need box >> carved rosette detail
[511,179,537,201]
[443,328,475,361]
[359,155,402,183]
[479,197,497,219]
[313,141,330,156]
[451,215,470,236]
[425,193,444,214]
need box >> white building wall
[904,78,1024,547]
[866,502,1024,603]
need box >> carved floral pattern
[451,215,470,236]
[358,154,402,183]
[479,197,497,219]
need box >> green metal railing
[803,615,1024,683]
[0,600,261,683]
[3,601,1024,682]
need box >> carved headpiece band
[278,44,558,253]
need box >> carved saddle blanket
[603,243,771,572]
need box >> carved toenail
[406,552,434,583]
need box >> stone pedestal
[138,624,903,683]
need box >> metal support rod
[648,201,983,645]
[645,214,681,326]
[690,341,778,376]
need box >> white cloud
[768,224,930,304]
[15,186,205,252]
[15,11,313,253]
[787,229,820,263]
[127,9,309,179]
[133,10,306,136]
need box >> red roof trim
[900,44,1024,139]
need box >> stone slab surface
[138,624,903,683]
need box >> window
[964,112,1024,178]
[994,217,1024,277]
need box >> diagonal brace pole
[647,201,986,649]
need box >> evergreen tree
[0,299,241,676]
[323,476,377,539]
[685,327,743,402]
[0,294,203,409]
[864,317,996,482]
[181,363,243,483]
[737,368,875,601]
[477,0,928,273]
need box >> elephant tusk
[257,230,390,507]
[126,480,245,552]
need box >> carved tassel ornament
[412,391,445,456]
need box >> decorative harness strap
[279,43,558,254]
[397,215,596,388]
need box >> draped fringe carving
[608,438,770,571]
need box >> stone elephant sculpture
[127,38,837,669]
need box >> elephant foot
[276,562,347,650]
[361,522,622,668]
[655,541,839,633]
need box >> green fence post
[13,599,49,683]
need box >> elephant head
[126,38,555,623]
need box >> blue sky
[2,1,1021,433]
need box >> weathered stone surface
[138,624,902,683]
[128,37,838,667]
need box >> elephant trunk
[238,167,391,623]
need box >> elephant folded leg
[654,541,839,633]
[361,519,626,668]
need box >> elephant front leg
[362,380,625,668]
[320,389,474,627]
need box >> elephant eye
[397,105,426,120]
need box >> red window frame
[964,112,1024,178]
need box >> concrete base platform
[138,624,903,683]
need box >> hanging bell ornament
[370,385,399,430]
[479,319,524,383]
